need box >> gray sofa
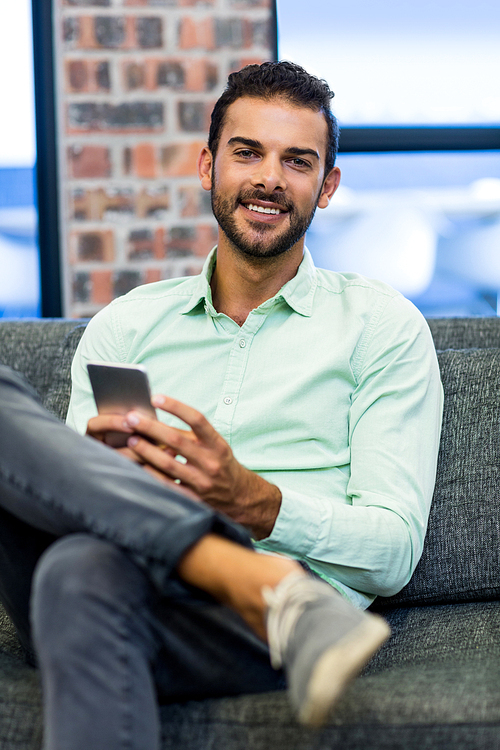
[1,316,500,749]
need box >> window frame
[32,0,62,317]
[272,1,500,155]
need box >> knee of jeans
[31,534,151,649]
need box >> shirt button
[223,397,232,405]
[239,339,246,348]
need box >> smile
[246,204,282,215]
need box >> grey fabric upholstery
[0,317,500,749]
[376,348,500,607]
[0,320,86,420]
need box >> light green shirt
[67,248,443,609]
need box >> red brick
[229,55,268,73]
[133,143,157,178]
[230,0,271,5]
[123,147,133,175]
[75,17,96,48]
[166,223,216,256]
[64,0,112,5]
[180,0,216,6]
[185,59,218,92]
[178,17,215,50]
[113,270,142,297]
[91,270,113,305]
[127,229,154,260]
[72,229,115,262]
[144,268,162,284]
[68,145,111,178]
[153,228,167,258]
[136,17,163,48]
[152,59,186,90]
[66,59,111,93]
[123,61,146,90]
[67,101,164,134]
[160,141,205,177]
[70,188,136,221]
[136,187,170,218]
[193,224,218,256]
[125,16,137,47]
[127,228,166,260]
[67,60,88,91]
[73,272,91,304]
[179,185,211,218]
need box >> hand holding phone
[87,361,156,447]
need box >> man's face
[199,97,340,261]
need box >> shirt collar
[181,246,317,318]
[181,248,218,315]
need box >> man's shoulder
[313,266,402,302]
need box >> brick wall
[54,0,275,318]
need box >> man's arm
[92,396,283,540]
[257,295,443,602]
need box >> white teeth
[246,203,281,215]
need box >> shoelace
[262,573,328,669]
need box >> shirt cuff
[256,485,325,557]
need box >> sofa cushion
[376,347,500,607]
[0,321,86,419]
[428,316,500,350]
[43,324,87,420]
[2,597,500,750]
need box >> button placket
[213,311,268,440]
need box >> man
[0,62,442,749]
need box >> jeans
[0,367,284,750]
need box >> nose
[250,155,286,194]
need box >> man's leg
[31,534,286,750]
[0,366,251,591]
[0,506,56,662]
[0,367,389,738]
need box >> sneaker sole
[298,614,390,728]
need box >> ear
[198,146,213,191]
[317,166,341,209]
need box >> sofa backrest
[376,344,500,608]
[428,316,500,350]
[0,320,86,421]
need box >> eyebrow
[227,137,320,162]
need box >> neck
[210,239,304,326]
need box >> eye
[288,157,310,169]
[235,149,256,159]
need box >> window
[0,0,39,317]
[276,0,500,316]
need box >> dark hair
[208,61,339,176]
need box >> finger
[115,446,145,463]
[151,395,217,445]
[124,412,203,464]
[141,465,202,502]
[87,413,135,439]
[127,435,204,489]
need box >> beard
[211,184,319,260]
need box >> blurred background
[0,0,39,317]
[1,0,499,318]
[277,0,500,317]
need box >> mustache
[236,189,294,213]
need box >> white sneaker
[263,573,390,728]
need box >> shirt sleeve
[258,294,444,602]
[66,302,125,434]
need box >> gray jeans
[0,367,284,750]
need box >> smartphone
[87,361,156,447]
